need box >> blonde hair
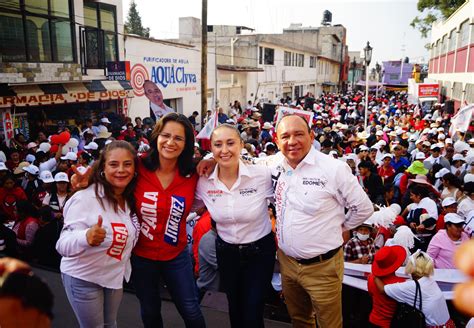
[405,250,434,277]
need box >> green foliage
[411,0,466,38]
[124,1,150,38]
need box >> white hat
[376,140,387,147]
[27,142,38,149]
[430,143,441,150]
[61,152,77,161]
[359,145,369,151]
[423,141,431,147]
[395,128,404,135]
[438,133,446,140]
[54,172,69,183]
[262,122,273,130]
[452,154,465,162]
[23,164,39,175]
[39,170,54,183]
[105,140,113,146]
[0,162,8,171]
[101,117,111,124]
[0,151,6,163]
[96,126,112,139]
[415,139,423,145]
[415,152,426,160]
[465,173,474,184]
[435,167,450,179]
[84,141,98,150]
[409,135,417,142]
[381,153,393,160]
[25,154,36,163]
[444,213,465,224]
[445,138,453,144]
[441,197,457,207]
[38,142,51,153]
[437,127,444,132]
[376,130,384,136]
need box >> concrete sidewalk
[34,267,291,328]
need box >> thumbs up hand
[86,215,106,246]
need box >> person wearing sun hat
[367,245,406,328]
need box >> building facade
[0,0,133,138]
[428,0,474,110]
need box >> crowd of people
[0,89,473,327]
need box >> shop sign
[418,84,439,98]
[2,109,13,147]
[107,61,131,81]
[0,90,132,108]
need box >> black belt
[216,232,273,250]
[294,246,342,265]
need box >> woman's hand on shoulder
[196,158,216,177]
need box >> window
[82,2,118,69]
[441,34,447,54]
[459,20,469,48]
[264,47,274,65]
[448,28,456,52]
[0,0,74,62]
[297,54,304,67]
[284,51,291,66]
[310,56,316,68]
[258,46,263,64]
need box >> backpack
[390,279,425,328]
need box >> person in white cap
[436,197,458,231]
[424,143,450,171]
[42,172,71,219]
[21,164,41,205]
[0,162,9,180]
[451,153,466,177]
[427,213,469,269]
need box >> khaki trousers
[278,248,344,328]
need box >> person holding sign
[56,141,140,328]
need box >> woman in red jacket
[131,113,205,328]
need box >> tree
[411,0,466,38]
[124,1,150,38]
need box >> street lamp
[364,41,372,129]
[351,57,357,90]
[375,62,381,99]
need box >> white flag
[196,110,218,140]
[449,104,474,136]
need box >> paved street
[33,267,291,328]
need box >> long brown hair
[89,140,138,214]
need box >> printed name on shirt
[302,177,328,188]
[239,187,257,196]
[271,171,282,191]
[164,195,185,246]
[274,180,287,243]
[140,191,158,240]
[107,222,128,261]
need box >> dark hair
[89,140,138,214]
[384,183,394,193]
[358,160,373,169]
[409,184,429,199]
[38,205,54,223]
[16,200,39,221]
[143,113,195,177]
[442,173,462,189]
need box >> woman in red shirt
[131,113,206,327]
[378,154,395,184]
[367,245,406,327]
[0,174,27,222]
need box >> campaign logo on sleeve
[164,195,185,246]
[107,223,129,261]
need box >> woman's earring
[100,171,105,178]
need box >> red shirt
[133,160,198,261]
[378,165,395,182]
[0,187,27,221]
[191,211,211,276]
[367,274,406,327]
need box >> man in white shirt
[143,80,174,120]
[273,115,373,328]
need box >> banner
[2,109,13,147]
[275,106,314,128]
[449,104,474,136]
[196,111,218,140]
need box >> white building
[428,0,474,111]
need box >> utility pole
[201,0,208,123]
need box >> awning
[322,82,337,86]
[217,65,264,72]
[0,80,133,108]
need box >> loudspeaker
[262,103,277,122]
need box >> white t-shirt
[385,276,450,326]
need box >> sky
[122,0,431,67]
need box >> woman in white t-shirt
[374,250,454,327]
[56,141,140,328]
